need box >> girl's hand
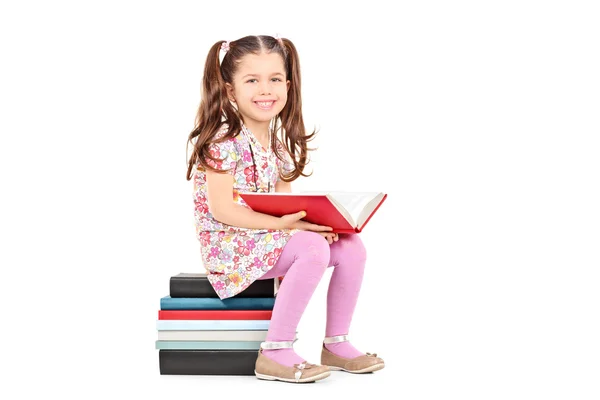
[279,211,333,232]
[317,232,339,244]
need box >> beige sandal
[321,335,385,373]
[255,340,331,383]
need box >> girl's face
[226,51,289,130]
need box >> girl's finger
[303,223,332,232]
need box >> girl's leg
[324,233,368,358]
[257,231,330,367]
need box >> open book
[239,191,387,233]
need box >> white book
[157,330,268,341]
[156,320,270,331]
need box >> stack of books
[156,272,277,375]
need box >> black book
[169,272,276,298]
[159,350,257,375]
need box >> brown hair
[185,35,316,182]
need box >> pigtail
[186,41,241,181]
[276,38,317,182]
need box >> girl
[186,35,384,383]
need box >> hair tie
[221,41,230,53]
[219,41,230,64]
[274,33,283,46]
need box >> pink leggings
[258,231,367,341]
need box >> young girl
[186,35,384,383]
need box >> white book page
[356,193,386,228]
[322,192,381,228]
[289,191,384,228]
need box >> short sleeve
[206,135,239,176]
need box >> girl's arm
[206,170,283,229]
[206,169,331,232]
[274,180,291,193]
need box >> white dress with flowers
[193,124,298,299]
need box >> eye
[271,78,282,82]
[246,79,257,83]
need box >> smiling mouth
[254,101,275,110]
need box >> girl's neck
[243,120,270,146]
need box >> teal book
[159,296,276,310]
[155,341,262,350]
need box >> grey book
[159,349,257,375]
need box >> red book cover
[158,310,273,320]
[239,192,387,233]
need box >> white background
[1,1,599,399]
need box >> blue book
[159,296,276,310]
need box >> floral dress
[193,123,298,299]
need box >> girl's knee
[294,231,330,268]
[340,233,367,262]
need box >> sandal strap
[260,337,298,350]
[323,334,349,344]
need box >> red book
[239,191,387,233]
[158,310,273,320]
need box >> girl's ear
[286,80,290,92]
[225,83,236,102]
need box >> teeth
[256,101,273,107]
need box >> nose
[258,81,271,95]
